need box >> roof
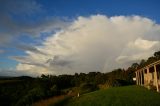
[136,59,160,72]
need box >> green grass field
[65,86,160,106]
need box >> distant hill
[0,76,12,78]
[0,76,33,85]
[0,76,33,79]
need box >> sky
[0,0,160,76]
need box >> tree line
[0,51,160,106]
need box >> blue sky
[37,0,160,21]
[0,0,160,76]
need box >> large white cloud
[14,15,160,76]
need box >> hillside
[65,86,160,106]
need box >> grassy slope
[66,86,160,106]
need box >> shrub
[16,87,45,106]
[105,79,121,87]
[79,83,98,94]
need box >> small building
[135,60,160,92]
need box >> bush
[105,79,121,87]
[48,85,60,96]
[79,83,98,94]
[105,79,133,88]
[16,87,45,106]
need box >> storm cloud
[11,15,160,76]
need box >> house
[135,60,160,92]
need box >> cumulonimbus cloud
[13,15,160,76]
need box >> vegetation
[0,51,160,106]
[0,70,134,106]
[136,51,160,69]
[66,86,160,106]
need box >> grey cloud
[0,69,27,77]
[0,0,42,15]
[0,0,69,45]
[0,49,5,54]
[22,62,47,68]
[47,55,73,67]
[10,56,31,63]
[15,44,46,55]
[10,56,47,68]
[14,15,160,75]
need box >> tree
[131,63,139,69]
[147,56,156,64]
[154,51,160,60]
[137,59,146,68]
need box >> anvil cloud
[14,15,160,76]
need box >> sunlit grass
[66,85,160,106]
